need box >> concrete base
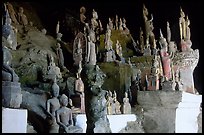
[175,91,202,133]
[2,108,27,133]
[75,114,136,133]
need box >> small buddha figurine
[56,43,66,69]
[91,9,99,31]
[185,15,191,41]
[113,91,121,114]
[179,7,186,40]
[107,90,113,115]
[75,73,84,94]
[167,21,171,43]
[115,14,118,30]
[56,21,60,34]
[122,92,131,114]
[80,92,85,113]
[86,33,97,65]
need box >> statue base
[2,81,22,108]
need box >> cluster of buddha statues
[108,14,130,34]
[106,91,131,115]
[5,2,28,26]
[46,77,83,133]
[74,6,131,69]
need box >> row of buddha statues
[73,6,130,72]
[46,77,83,133]
[139,5,192,56]
[106,91,131,115]
[46,74,132,132]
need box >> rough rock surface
[119,121,145,133]
[21,87,50,133]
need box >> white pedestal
[2,108,28,133]
[75,114,136,133]
[108,114,137,133]
[175,91,202,133]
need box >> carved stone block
[2,81,22,108]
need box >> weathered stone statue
[122,92,131,114]
[47,54,62,79]
[56,43,66,69]
[46,77,61,133]
[17,7,28,26]
[86,32,97,65]
[81,65,111,133]
[56,94,83,133]
[2,45,22,108]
